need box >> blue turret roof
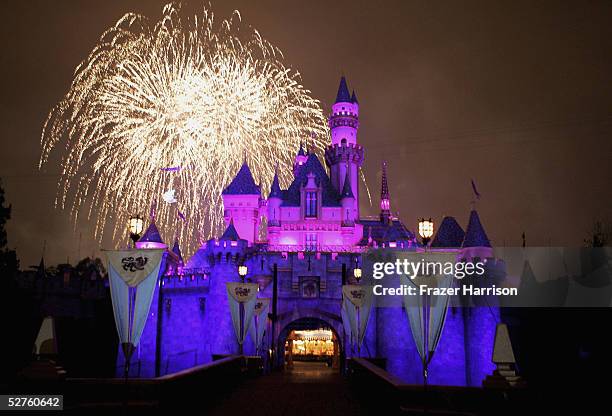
[172,239,183,263]
[36,257,46,279]
[341,172,354,199]
[222,162,261,195]
[462,210,491,248]
[138,222,164,244]
[357,219,415,246]
[431,216,465,248]
[351,90,358,104]
[268,171,282,199]
[335,76,351,103]
[282,153,341,207]
[220,219,240,241]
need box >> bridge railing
[348,358,523,415]
[63,355,246,411]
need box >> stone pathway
[206,361,371,416]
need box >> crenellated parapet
[324,142,365,166]
[328,110,359,130]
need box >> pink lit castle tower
[263,77,367,250]
[325,76,363,222]
[220,76,415,251]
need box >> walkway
[206,361,370,416]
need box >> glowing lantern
[418,218,434,247]
[238,265,248,281]
[353,267,362,282]
[128,215,144,246]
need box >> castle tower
[459,208,498,386]
[461,209,494,261]
[221,162,263,244]
[380,161,391,224]
[267,168,282,227]
[204,220,249,357]
[340,164,355,225]
[267,168,282,245]
[325,76,364,218]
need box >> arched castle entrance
[277,316,343,372]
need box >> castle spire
[220,218,240,241]
[341,164,354,199]
[380,161,391,223]
[268,167,282,199]
[335,76,351,103]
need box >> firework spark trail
[40,3,329,255]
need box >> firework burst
[40,3,329,255]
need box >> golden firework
[40,3,329,255]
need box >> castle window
[300,276,320,298]
[305,191,317,217]
[305,233,318,251]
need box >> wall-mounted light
[418,218,434,247]
[238,265,248,281]
[353,267,362,282]
[128,215,144,247]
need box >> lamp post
[353,266,362,283]
[418,218,434,249]
[238,265,248,282]
[128,215,144,248]
[237,264,248,356]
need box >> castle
[125,77,500,386]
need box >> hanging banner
[401,275,453,367]
[249,298,270,352]
[226,282,259,345]
[342,285,374,354]
[341,299,353,348]
[104,249,165,351]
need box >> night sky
[1,0,611,267]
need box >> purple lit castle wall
[125,76,501,386]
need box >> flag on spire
[470,179,481,200]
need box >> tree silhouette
[0,178,19,278]
[584,220,612,247]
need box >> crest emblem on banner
[121,256,148,272]
[227,282,259,303]
[342,285,369,308]
[253,298,270,315]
